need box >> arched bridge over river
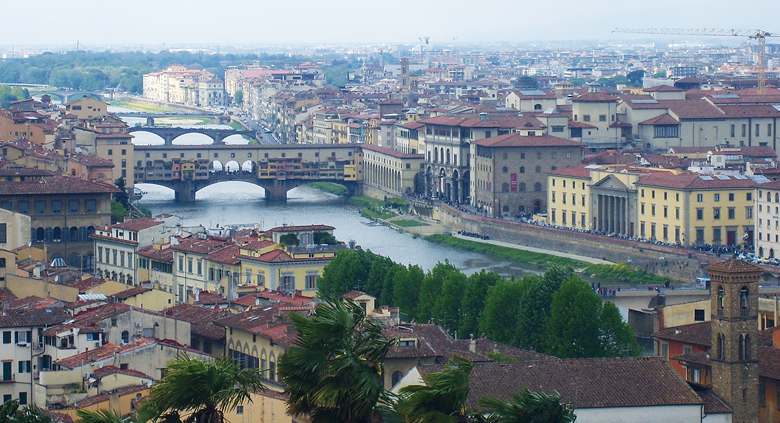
[134,143,361,201]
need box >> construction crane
[613,28,778,92]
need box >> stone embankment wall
[437,204,710,283]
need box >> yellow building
[635,172,758,246]
[549,164,762,246]
[64,97,108,120]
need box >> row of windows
[0,199,97,215]
[551,179,586,189]
[148,151,345,160]
[549,209,587,228]
[551,192,587,206]
[31,226,94,243]
[730,123,772,138]
[640,190,752,203]
[502,165,556,174]
[639,222,682,243]
[694,207,752,220]
[96,246,133,268]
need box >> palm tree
[394,356,477,423]
[149,353,266,423]
[278,297,395,423]
[75,409,124,423]
[479,388,576,423]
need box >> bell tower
[708,259,761,423]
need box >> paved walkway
[452,234,612,265]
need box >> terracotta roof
[635,173,763,190]
[42,302,135,336]
[571,92,620,103]
[112,286,152,300]
[422,357,702,410]
[204,244,241,265]
[473,133,584,148]
[653,321,711,347]
[360,144,424,159]
[0,307,70,328]
[697,389,732,414]
[65,277,107,293]
[136,245,174,262]
[718,104,780,118]
[164,303,230,340]
[707,259,764,274]
[90,365,152,380]
[112,218,163,232]
[0,287,17,301]
[549,164,593,178]
[644,85,685,92]
[171,236,231,254]
[8,296,59,309]
[568,121,597,129]
[639,113,680,125]
[0,175,121,195]
[342,290,368,300]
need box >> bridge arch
[210,160,224,172]
[172,133,213,145]
[241,160,254,172]
[129,131,166,145]
[224,160,240,173]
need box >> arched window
[518,205,526,212]
[776,193,779,202]
[502,205,509,212]
[518,183,526,192]
[502,183,509,192]
[70,227,78,242]
[534,182,542,192]
[717,334,725,359]
[535,166,542,173]
[520,166,525,173]
[502,166,508,173]
[740,334,750,360]
[392,371,403,387]
[44,227,53,243]
[53,227,62,242]
[717,286,725,310]
[740,286,749,310]
[121,331,129,344]
[36,228,44,242]
[534,103,542,110]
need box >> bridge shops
[134,143,361,201]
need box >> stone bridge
[134,143,362,201]
[29,90,105,103]
[128,127,258,144]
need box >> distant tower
[400,58,410,93]
[708,259,760,423]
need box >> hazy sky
[5,0,780,48]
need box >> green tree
[394,356,476,423]
[313,231,338,245]
[479,279,526,344]
[111,199,129,224]
[459,270,501,340]
[150,354,266,423]
[653,71,667,78]
[318,249,374,297]
[76,409,124,423]
[515,268,572,350]
[279,233,300,246]
[234,89,243,105]
[598,301,641,357]
[394,264,423,320]
[544,277,604,358]
[278,297,395,423]
[433,271,467,335]
[626,70,646,87]
[479,388,576,423]
[418,261,460,322]
[365,254,395,300]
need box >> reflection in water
[137,183,532,277]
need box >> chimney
[469,334,476,353]
[479,112,487,121]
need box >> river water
[110,105,524,276]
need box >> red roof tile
[473,133,583,148]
